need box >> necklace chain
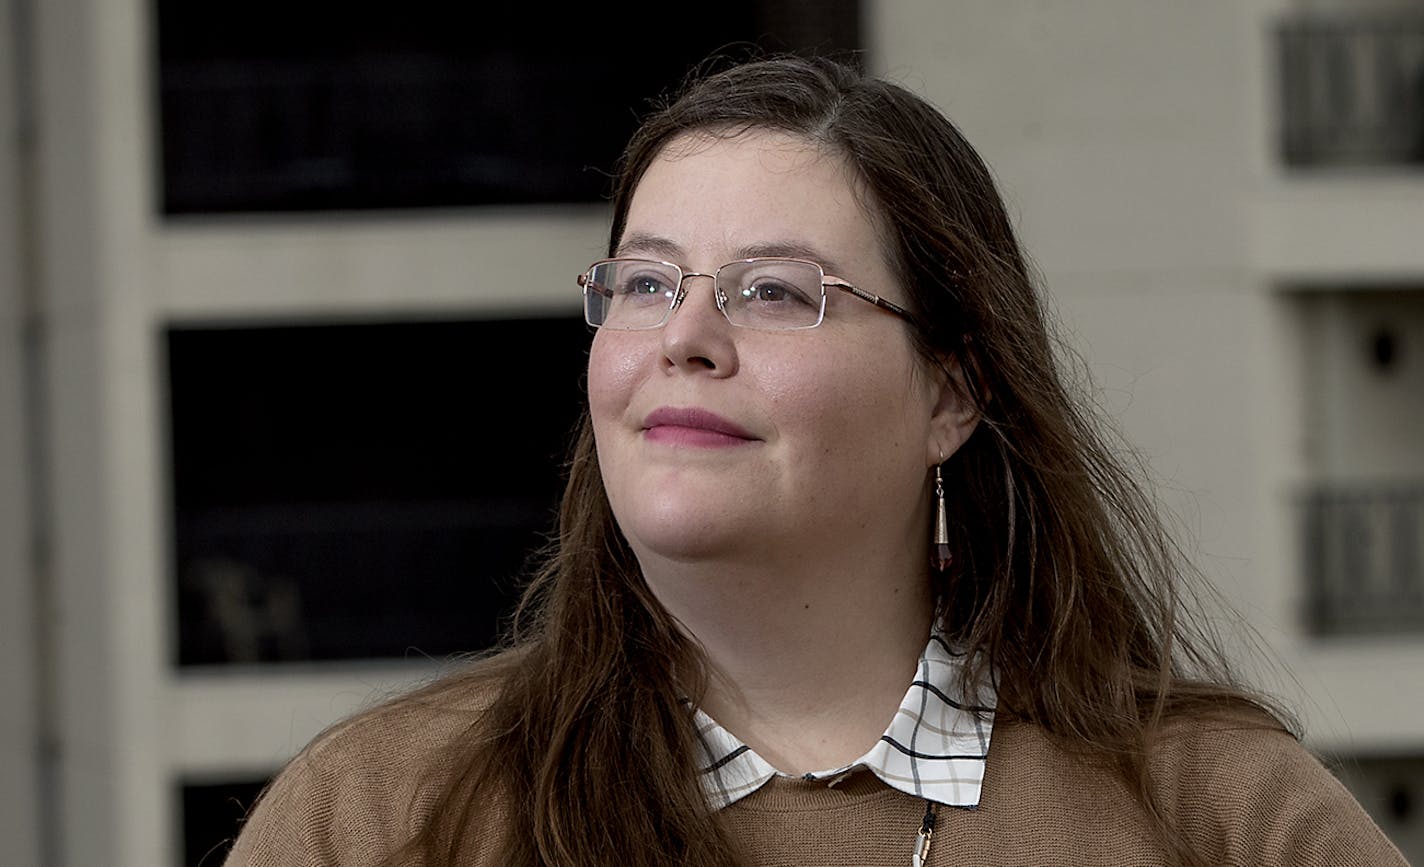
[912,800,938,866]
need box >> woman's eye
[744,280,814,307]
[618,273,672,299]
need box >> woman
[225,56,1406,867]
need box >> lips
[641,406,758,448]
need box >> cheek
[760,373,906,509]
[587,331,645,422]
[787,349,932,492]
[775,344,922,434]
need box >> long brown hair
[387,54,1280,867]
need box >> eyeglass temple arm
[826,279,914,322]
[577,273,614,300]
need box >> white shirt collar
[692,632,995,810]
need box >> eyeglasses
[578,257,913,331]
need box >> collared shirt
[693,632,996,810]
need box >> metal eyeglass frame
[577,256,914,330]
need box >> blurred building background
[1,0,1422,865]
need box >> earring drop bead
[933,465,952,571]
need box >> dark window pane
[165,316,590,666]
[153,1,862,213]
[180,777,268,867]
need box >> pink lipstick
[642,406,758,448]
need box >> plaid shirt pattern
[693,632,995,810]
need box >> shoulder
[1148,706,1407,866]
[223,664,506,867]
[991,706,1412,859]
[979,709,1405,866]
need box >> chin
[621,519,735,565]
[607,474,767,553]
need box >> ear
[925,354,983,466]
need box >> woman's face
[588,129,972,568]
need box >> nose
[660,273,739,376]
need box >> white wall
[0,1,41,864]
[33,0,166,862]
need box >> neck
[641,542,935,775]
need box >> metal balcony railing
[1276,13,1424,167]
[1302,484,1424,636]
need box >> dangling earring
[932,462,952,571]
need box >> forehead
[620,129,892,277]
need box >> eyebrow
[616,232,851,278]
[616,232,684,262]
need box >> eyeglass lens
[583,259,827,330]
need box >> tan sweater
[224,691,1408,866]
